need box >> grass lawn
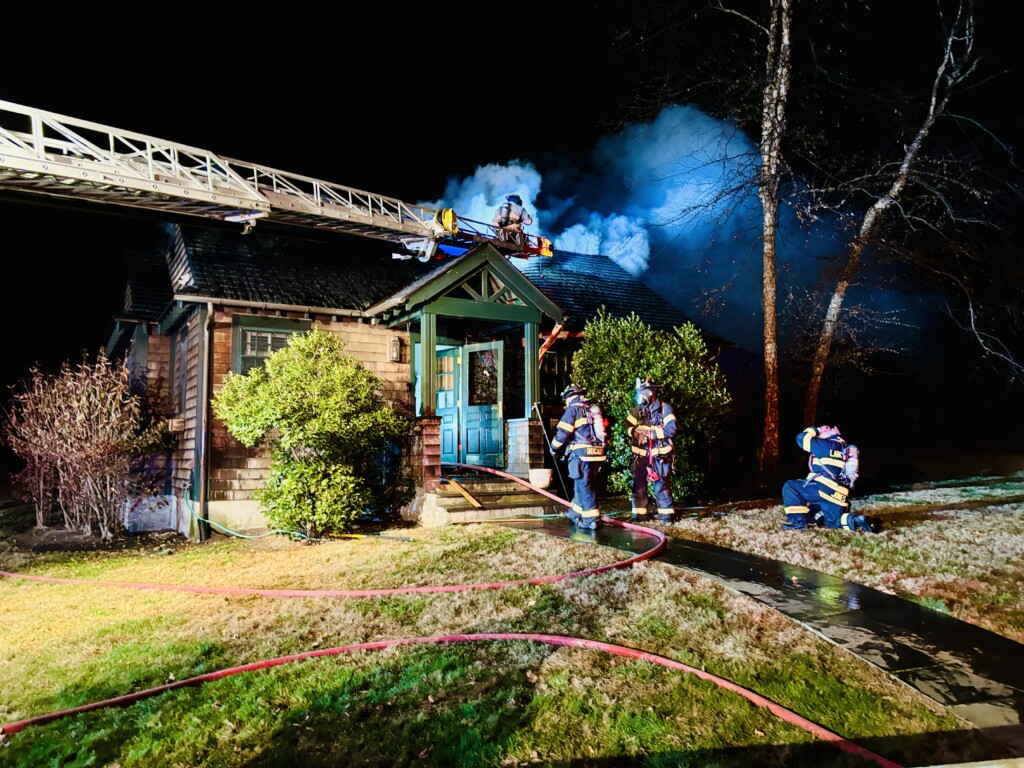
[0,490,1016,767]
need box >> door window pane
[468,350,498,405]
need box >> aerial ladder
[0,99,553,260]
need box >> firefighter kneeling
[782,425,880,533]
[550,384,607,530]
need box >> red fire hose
[0,633,902,767]
[0,464,903,767]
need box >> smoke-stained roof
[514,250,708,336]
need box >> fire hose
[0,464,903,767]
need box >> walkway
[499,516,1024,764]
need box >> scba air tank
[589,403,607,445]
[844,445,860,486]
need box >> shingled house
[108,222,719,536]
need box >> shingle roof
[175,225,438,311]
[119,248,173,322]
[125,227,720,345]
[514,250,702,334]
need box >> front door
[436,347,460,464]
[461,341,504,467]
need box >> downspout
[197,302,214,541]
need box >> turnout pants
[783,477,870,531]
[631,456,674,518]
[566,445,604,523]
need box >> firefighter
[491,194,533,245]
[549,384,606,530]
[626,378,677,524]
[782,425,879,532]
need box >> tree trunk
[756,0,792,486]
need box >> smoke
[424,103,921,355]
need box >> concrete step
[446,499,567,523]
[436,489,557,508]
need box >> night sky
[2,3,1022,484]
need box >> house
[107,222,720,536]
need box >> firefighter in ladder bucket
[549,384,607,530]
[782,425,881,532]
[491,194,534,246]
[627,378,677,524]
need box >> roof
[514,250,705,335]
[116,226,724,347]
[119,247,174,322]
[172,224,438,311]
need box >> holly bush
[212,326,413,535]
[569,309,732,501]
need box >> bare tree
[616,0,795,486]
[798,0,987,423]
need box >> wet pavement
[498,516,1024,762]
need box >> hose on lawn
[0,633,903,768]
[0,464,902,767]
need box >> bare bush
[3,351,167,539]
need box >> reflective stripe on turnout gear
[814,475,849,507]
[569,443,607,461]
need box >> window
[239,330,292,375]
[172,326,188,415]
[232,315,312,374]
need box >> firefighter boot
[782,512,810,530]
[658,512,674,524]
[576,516,599,531]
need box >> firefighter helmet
[560,383,584,401]
[635,377,660,392]
[506,194,522,205]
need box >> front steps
[419,470,567,527]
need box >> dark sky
[2,3,1022,471]
[0,12,632,390]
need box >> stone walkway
[500,516,1024,766]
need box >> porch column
[419,311,437,417]
[524,320,539,417]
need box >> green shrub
[212,326,413,535]
[569,309,732,500]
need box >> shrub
[569,309,732,500]
[3,351,168,538]
[211,326,413,536]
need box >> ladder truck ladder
[0,99,552,259]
